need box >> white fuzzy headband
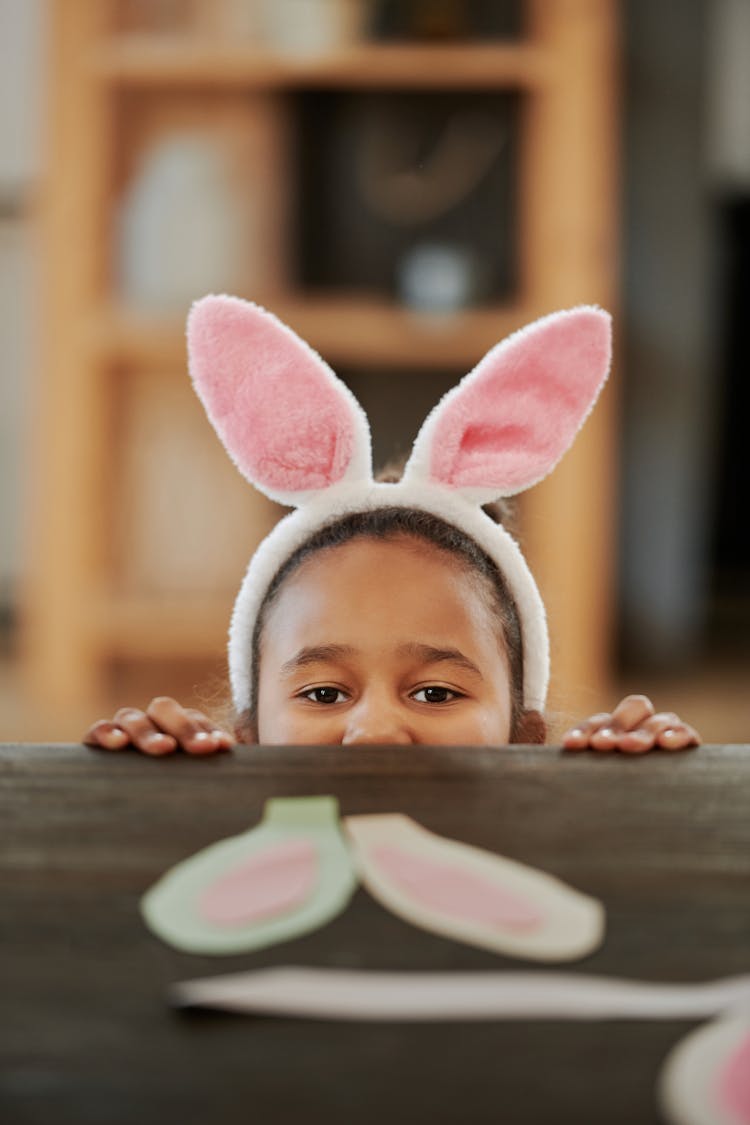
[187,296,612,717]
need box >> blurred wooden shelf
[91,296,534,370]
[91,38,552,90]
[87,594,231,658]
[27,1,619,716]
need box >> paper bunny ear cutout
[186,295,612,717]
[188,296,611,508]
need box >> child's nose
[341,696,414,746]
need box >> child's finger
[184,709,235,751]
[652,718,701,751]
[589,725,626,752]
[596,697,658,754]
[608,728,657,754]
[561,731,588,750]
[563,703,700,755]
[561,713,612,750]
[82,720,130,750]
[640,712,681,742]
[611,718,699,753]
[145,697,228,755]
[574,696,658,753]
[113,707,177,756]
[608,694,655,733]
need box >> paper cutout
[659,1016,750,1125]
[345,815,604,961]
[198,838,317,926]
[141,796,357,954]
[720,1030,750,1121]
[372,844,544,931]
[170,967,750,1022]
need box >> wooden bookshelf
[25,0,619,721]
[90,39,553,89]
[89,296,535,369]
[86,593,232,657]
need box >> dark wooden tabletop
[2,742,749,1125]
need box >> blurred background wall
[0,0,747,741]
[0,0,43,645]
[616,0,749,737]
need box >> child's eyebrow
[280,644,357,675]
[396,643,483,679]
[279,643,482,679]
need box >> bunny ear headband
[187,296,612,717]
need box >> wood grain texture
[1,743,748,1125]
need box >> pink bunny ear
[187,295,371,505]
[403,306,612,501]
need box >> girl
[84,298,700,757]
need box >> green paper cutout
[141,796,357,955]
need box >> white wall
[0,0,45,609]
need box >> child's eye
[411,686,463,704]
[299,687,349,705]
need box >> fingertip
[621,693,655,716]
[658,728,694,751]
[590,728,618,752]
[85,723,130,750]
[103,726,130,749]
[141,732,177,756]
[185,731,223,755]
[617,730,655,754]
[618,739,654,754]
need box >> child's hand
[82,697,235,756]
[562,694,700,753]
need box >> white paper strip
[170,967,750,1022]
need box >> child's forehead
[268,533,499,628]
[295,532,482,583]
[265,533,503,644]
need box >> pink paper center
[716,1031,750,1123]
[373,844,544,932]
[198,837,317,927]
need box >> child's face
[255,536,514,746]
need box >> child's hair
[240,503,525,741]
